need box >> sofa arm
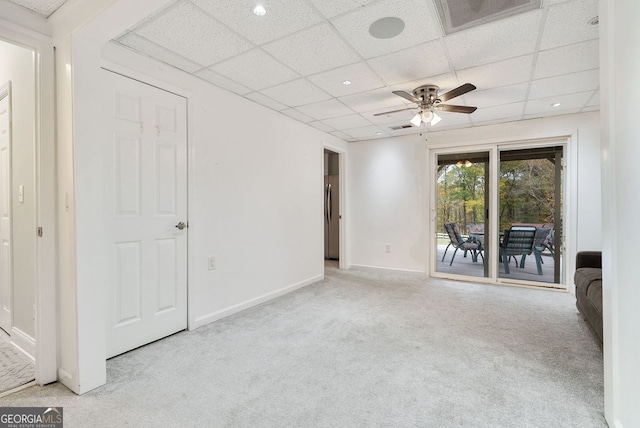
[576,251,602,269]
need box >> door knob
[175,222,187,230]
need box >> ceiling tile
[431,112,472,128]
[190,0,322,45]
[367,40,452,86]
[296,99,355,120]
[280,108,314,123]
[523,108,581,120]
[244,92,289,111]
[540,0,599,50]
[525,91,593,115]
[260,78,332,107]
[364,106,419,125]
[534,39,599,79]
[307,62,385,97]
[329,130,353,140]
[136,2,252,67]
[210,49,299,90]
[330,0,441,59]
[117,34,203,73]
[342,125,385,139]
[585,90,599,107]
[463,83,529,109]
[321,114,372,130]
[195,69,252,95]
[125,1,180,32]
[389,73,460,95]
[470,102,525,123]
[308,0,376,19]
[457,55,534,90]
[7,0,67,16]
[445,10,542,69]
[308,121,336,132]
[263,23,361,75]
[529,69,599,100]
[339,87,412,113]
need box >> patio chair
[500,226,542,275]
[442,222,482,266]
[532,227,552,263]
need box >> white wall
[58,37,347,393]
[601,1,640,426]
[348,112,602,275]
[102,44,347,328]
[0,39,36,348]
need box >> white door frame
[323,143,348,270]
[0,21,57,384]
[428,134,577,292]
[0,81,12,336]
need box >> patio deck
[436,244,560,285]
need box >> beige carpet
[0,264,605,427]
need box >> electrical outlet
[208,256,216,270]
[385,243,391,253]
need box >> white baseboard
[191,274,323,330]
[349,263,426,274]
[11,327,35,361]
[57,368,79,395]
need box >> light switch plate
[208,256,216,270]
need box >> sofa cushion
[574,267,603,311]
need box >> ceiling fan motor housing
[413,85,440,106]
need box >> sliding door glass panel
[436,152,490,278]
[497,146,563,284]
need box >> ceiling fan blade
[439,104,477,114]
[373,107,418,116]
[438,83,476,102]
[392,90,420,103]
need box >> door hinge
[37,227,43,237]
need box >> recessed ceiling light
[342,80,352,86]
[588,16,599,25]
[552,103,561,107]
[253,5,266,16]
[369,17,405,39]
[376,132,382,135]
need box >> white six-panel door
[0,83,12,336]
[102,71,188,358]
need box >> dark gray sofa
[574,251,602,346]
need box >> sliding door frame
[429,133,578,292]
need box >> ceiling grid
[7,0,600,141]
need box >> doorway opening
[0,38,37,394]
[324,149,340,268]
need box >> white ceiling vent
[434,0,543,35]
[389,124,413,130]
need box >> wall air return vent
[434,0,543,35]
[389,124,413,130]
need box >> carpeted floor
[0,264,605,427]
[0,339,35,394]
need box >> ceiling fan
[375,83,478,127]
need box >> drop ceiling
[113,0,599,142]
[6,0,68,17]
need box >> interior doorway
[0,38,37,393]
[324,149,340,263]
[102,70,188,359]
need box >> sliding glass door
[498,146,563,284]
[433,144,565,287]
[435,151,490,279]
